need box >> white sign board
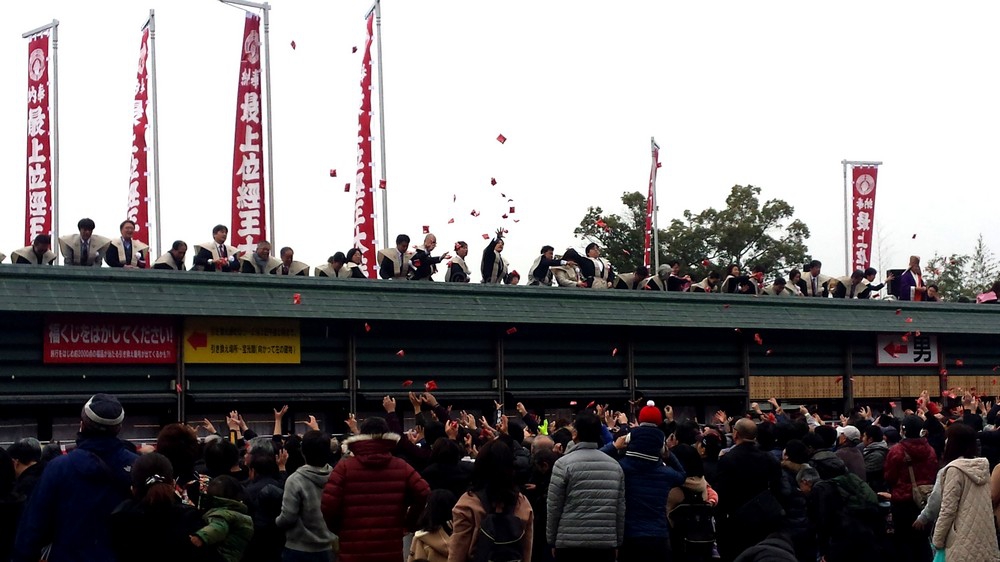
[876,334,939,366]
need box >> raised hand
[382,395,396,413]
[345,413,358,435]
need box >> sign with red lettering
[127,26,151,251]
[25,33,53,246]
[850,166,878,272]
[230,13,267,255]
[44,316,177,364]
[353,12,377,277]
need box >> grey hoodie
[275,464,337,552]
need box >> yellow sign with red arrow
[183,318,300,364]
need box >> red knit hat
[638,400,662,425]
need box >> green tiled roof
[0,267,995,334]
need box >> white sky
[3,1,998,280]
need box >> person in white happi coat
[192,225,241,272]
[59,218,111,267]
[105,220,149,269]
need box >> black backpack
[472,491,525,562]
[670,486,717,555]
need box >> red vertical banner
[850,166,878,272]
[25,34,53,246]
[127,27,151,255]
[231,13,266,255]
[353,12,377,278]
[643,143,660,268]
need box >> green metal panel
[504,324,627,394]
[354,322,496,395]
[634,332,743,391]
[748,331,844,378]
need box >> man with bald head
[408,233,450,281]
[714,417,783,561]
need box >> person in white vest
[193,225,241,272]
[274,247,309,276]
[239,241,282,274]
[585,243,614,289]
[59,218,110,267]
[153,241,187,270]
[444,241,472,283]
[800,260,830,297]
[377,234,411,280]
[614,266,650,290]
[480,229,508,284]
[105,220,148,269]
[11,235,56,265]
[344,248,367,278]
[315,253,344,278]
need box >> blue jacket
[13,434,139,562]
[618,425,686,538]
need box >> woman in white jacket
[930,423,999,561]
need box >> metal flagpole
[261,3,275,246]
[842,159,882,274]
[373,0,389,250]
[148,9,163,258]
[842,160,849,274]
[651,137,660,272]
[23,20,60,260]
[219,0,275,245]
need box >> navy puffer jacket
[618,425,686,539]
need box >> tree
[574,185,811,279]
[925,234,999,301]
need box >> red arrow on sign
[883,342,907,358]
[187,332,208,350]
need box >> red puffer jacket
[321,433,430,562]
[883,437,938,503]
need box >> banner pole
[262,2,275,245]
[374,0,389,250]
[51,20,61,263]
[842,159,849,274]
[651,137,660,272]
[149,9,162,258]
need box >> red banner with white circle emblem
[230,12,266,255]
[25,34,53,246]
[353,12,377,278]
[850,166,878,272]
[127,27,151,252]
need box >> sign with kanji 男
[44,316,177,364]
[876,334,939,366]
[183,318,300,364]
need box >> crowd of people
[2,388,1000,561]
[8,218,967,303]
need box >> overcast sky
[3,1,998,280]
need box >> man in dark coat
[408,233,450,281]
[618,402,686,557]
[883,415,937,562]
[714,418,783,562]
[321,417,430,562]
[12,394,139,562]
[7,439,43,501]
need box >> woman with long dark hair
[408,489,456,562]
[448,440,533,561]
[110,452,221,562]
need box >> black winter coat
[110,498,224,562]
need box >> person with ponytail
[110,452,220,562]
